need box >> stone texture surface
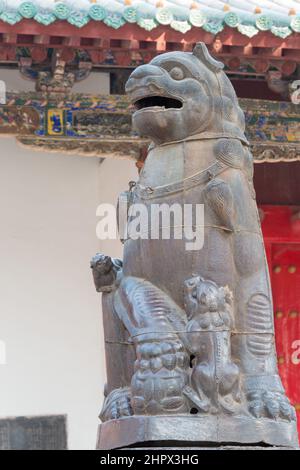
[92,43,299,450]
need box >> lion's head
[125,43,246,146]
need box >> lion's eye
[169,67,185,80]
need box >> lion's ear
[193,42,224,73]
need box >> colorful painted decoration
[47,109,64,136]
[0,93,299,148]
[0,93,299,163]
[0,105,39,134]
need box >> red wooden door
[260,205,300,434]
[271,245,300,431]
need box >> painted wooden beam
[0,92,299,163]
[0,21,299,50]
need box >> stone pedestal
[96,415,299,450]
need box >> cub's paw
[99,387,132,422]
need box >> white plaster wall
[0,139,137,449]
[73,71,110,94]
[0,67,138,449]
[0,69,110,95]
[0,68,35,92]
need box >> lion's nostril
[129,68,149,80]
[128,64,163,81]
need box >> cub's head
[125,43,246,145]
[184,276,233,319]
[90,254,113,275]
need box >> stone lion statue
[92,43,298,449]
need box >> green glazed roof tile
[1,11,22,25]
[256,14,273,31]
[271,25,291,37]
[224,11,240,28]
[123,6,138,23]
[156,7,173,25]
[291,15,300,32]
[189,8,206,27]
[54,2,71,20]
[0,1,299,38]
[237,23,259,37]
[171,20,191,33]
[18,1,37,18]
[67,10,90,28]
[34,12,56,26]
[89,4,107,21]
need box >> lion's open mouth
[134,95,183,111]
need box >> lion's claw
[100,387,133,422]
[247,390,296,421]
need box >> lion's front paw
[99,387,133,422]
[247,390,296,422]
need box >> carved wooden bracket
[18,48,92,95]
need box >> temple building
[0,0,299,449]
